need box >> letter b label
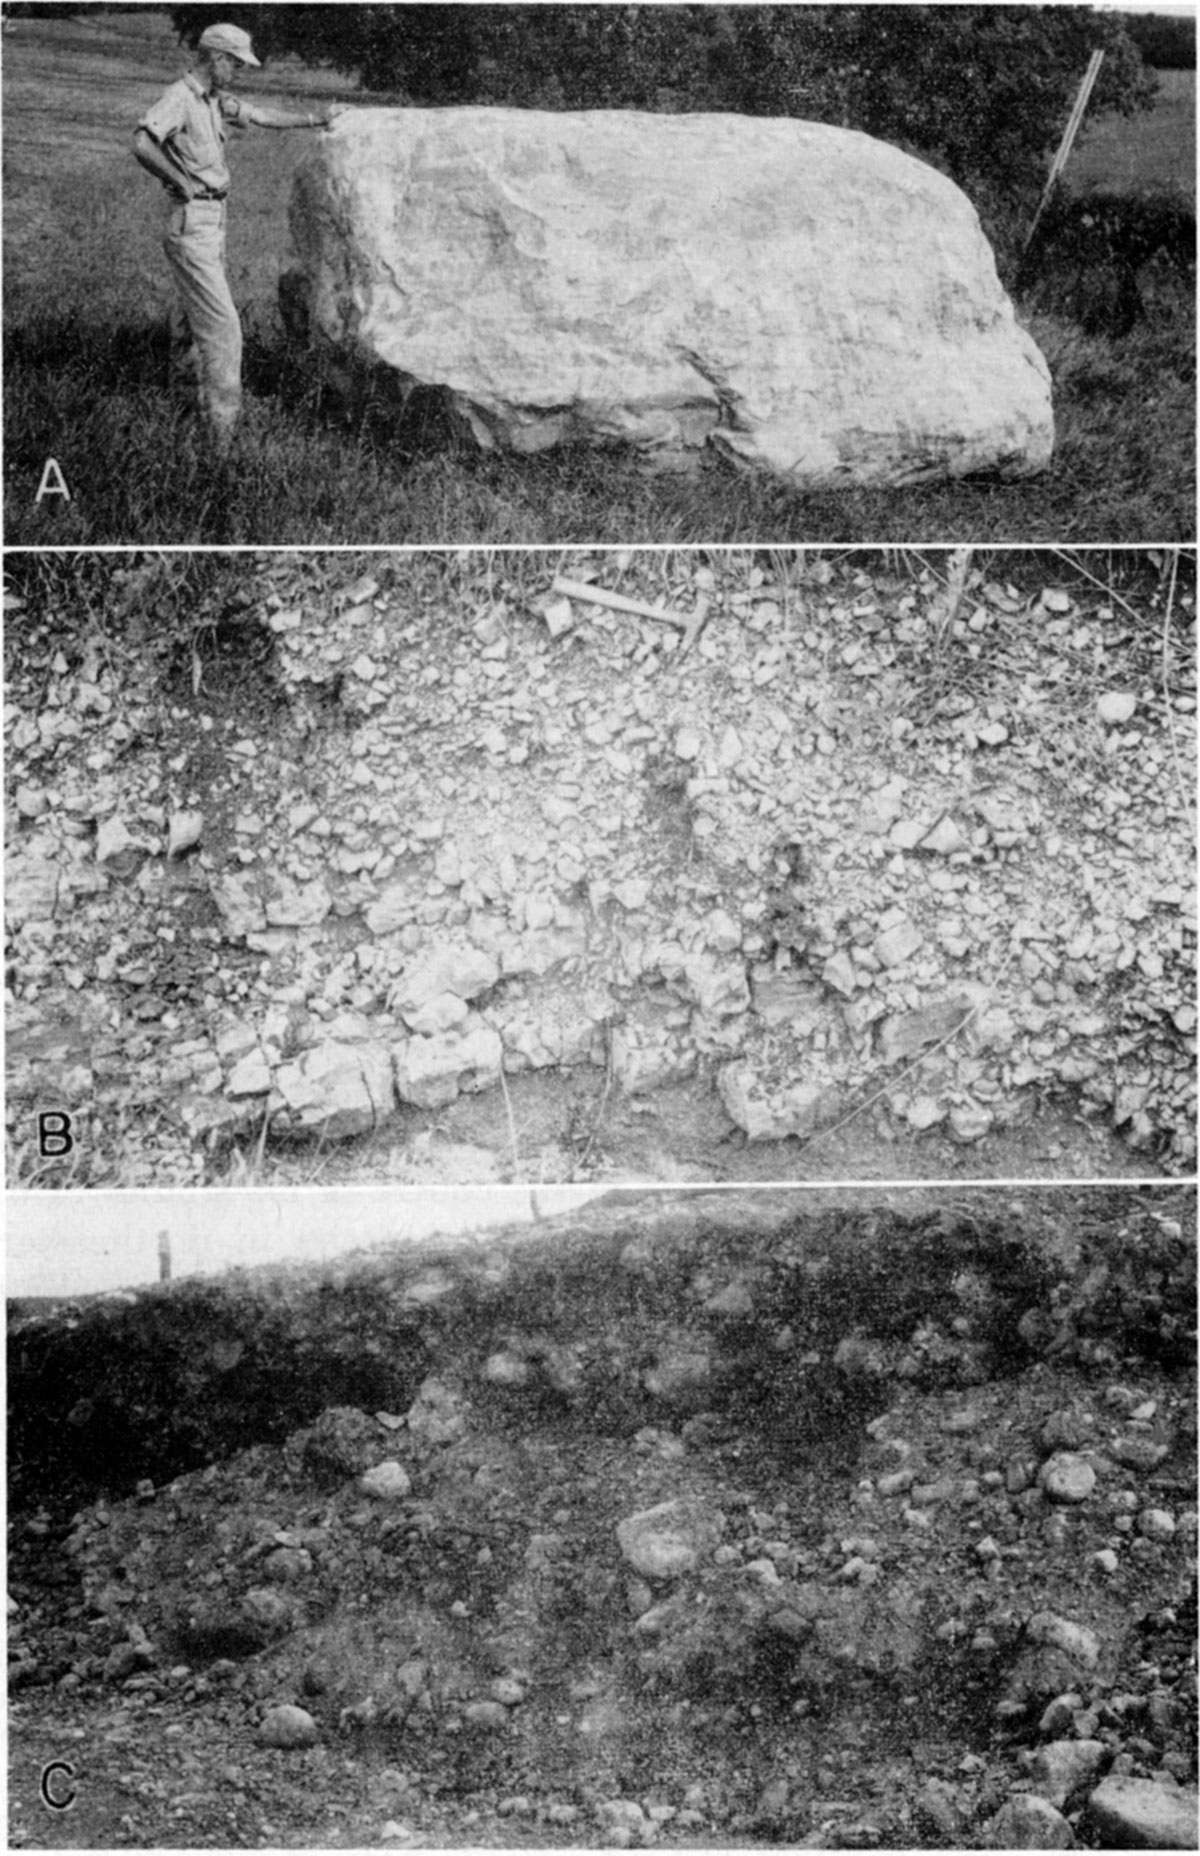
[38,1112,73,1158]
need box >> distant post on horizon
[158,1230,172,1283]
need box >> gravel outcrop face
[7,1187,1197,1849]
[5,550,1195,1185]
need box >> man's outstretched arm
[236,100,345,130]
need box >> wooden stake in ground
[1022,48,1105,259]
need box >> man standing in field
[133,22,342,458]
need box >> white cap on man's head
[198,23,261,66]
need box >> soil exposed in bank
[8,1187,1197,1849]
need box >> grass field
[2,9,1195,545]
[1071,65,1197,200]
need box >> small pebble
[462,1700,508,1730]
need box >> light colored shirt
[139,70,246,195]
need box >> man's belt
[171,185,228,202]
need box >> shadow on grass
[241,316,468,462]
[5,308,172,391]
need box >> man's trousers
[162,198,242,454]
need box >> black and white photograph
[6,1183,1197,1848]
[4,2,1198,1851]
[5,545,1194,1191]
[1,2,1195,545]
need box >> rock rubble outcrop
[5,552,1194,1184]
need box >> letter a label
[35,459,71,503]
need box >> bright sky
[4,1185,610,1298]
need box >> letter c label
[40,1760,76,1811]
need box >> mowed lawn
[1071,66,1196,200]
[2,8,1195,545]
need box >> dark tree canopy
[166,4,1156,209]
[1113,9,1196,70]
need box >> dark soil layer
[8,1187,1197,1848]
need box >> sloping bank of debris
[8,1188,1196,1849]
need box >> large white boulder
[286,107,1052,484]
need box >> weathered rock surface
[393,1022,504,1111]
[360,1459,412,1500]
[616,1499,724,1582]
[986,1793,1077,1848]
[258,1703,320,1749]
[4,845,61,927]
[1085,1776,1199,1849]
[274,1040,395,1139]
[716,1064,838,1143]
[1029,1738,1107,1807]
[286,108,1053,484]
